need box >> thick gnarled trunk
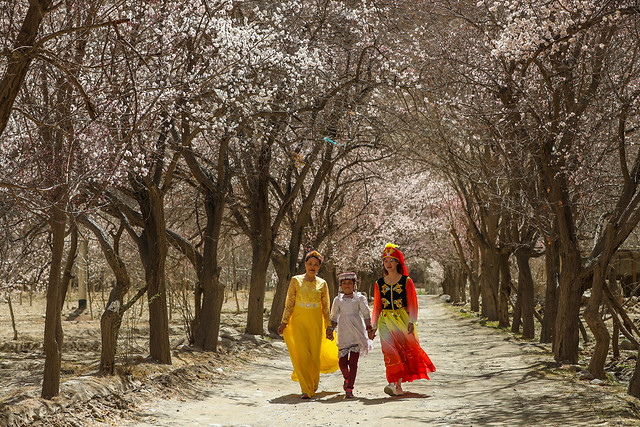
[553,251,582,363]
[81,216,136,375]
[193,193,225,350]
[136,185,171,364]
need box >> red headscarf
[382,243,408,276]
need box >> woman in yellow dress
[277,251,339,399]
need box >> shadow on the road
[268,391,430,406]
[476,361,547,380]
[357,391,431,405]
[268,390,341,404]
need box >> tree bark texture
[457,268,467,304]
[193,193,225,351]
[59,226,78,310]
[8,293,18,340]
[100,288,125,376]
[269,252,292,333]
[479,245,499,321]
[511,284,522,334]
[470,244,480,312]
[81,216,134,375]
[583,264,610,379]
[324,262,338,301]
[246,240,272,335]
[452,268,462,303]
[181,137,231,350]
[540,237,559,343]
[135,184,171,364]
[629,347,640,398]
[553,252,582,363]
[498,253,511,328]
[441,266,453,299]
[514,248,536,339]
[243,139,275,335]
[41,202,65,399]
[0,0,53,137]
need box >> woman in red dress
[371,243,436,396]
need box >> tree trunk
[41,202,65,399]
[181,135,231,349]
[100,284,126,375]
[553,252,582,363]
[324,261,338,301]
[609,268,622,359]
[76,237,89,310]
[498,252,511,328]
[244,140,275,336]
[511,283,522,334]
[59,226,78,310]
[584,263,610,379]
[193,193,225,351]
[8,293,18,340]
[82,216,135,375]
[136,185,171,364]
[194,275,224,350]
[541,236,559,343]
[0,0,53,137]
[452,268,462,303]
[192,278,203,344]
[612,320,620,359]
[458,268,467,303]
[515,248,535,339]
[269,251,291,333]
[449,226,472,306]
[246,239,272,335]
[441,266,451,297]
[470,244,480,312]
[480,245,499,320]
[629,346,640,398]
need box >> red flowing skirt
[378,309,436,384]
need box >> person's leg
[339,353,349,390]
[347,351,360,389]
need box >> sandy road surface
[127,296,634,426]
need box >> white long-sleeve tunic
[330,292,374,357]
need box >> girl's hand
[407,322,414,334]
[326,328,334,340]
[277,322,287,335]
[368,328,377,340]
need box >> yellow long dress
[281,274,339,396]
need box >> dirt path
[126,296,636,426]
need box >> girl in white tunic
[327,272,375,398]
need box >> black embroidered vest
[376,275,408,310]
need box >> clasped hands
[280,322,412,340]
